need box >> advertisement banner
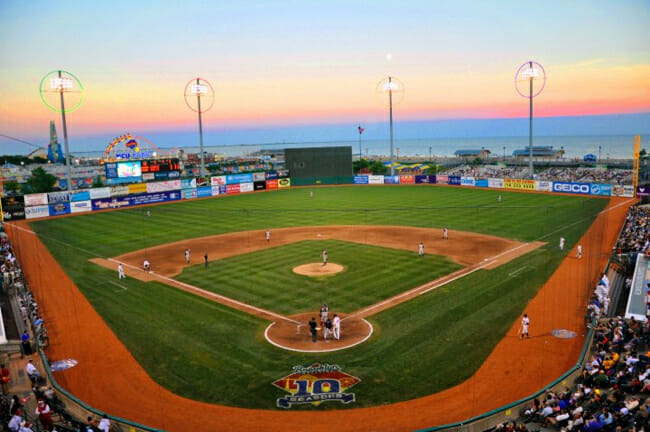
[240,182,254,193]
[383,175,400,184]
[475,179,489,187]
[266,179,279,190]
[147,180,181,193]
[196,177,210,187]
[505,179,536,191]
[91,191,181,210]
[70,200,92,213]
[197,186,213,198]
[278,178,291,188]
[128,183,148,194]
[70,191,91,202]
[552,181,590,195]
[90,187,111,199]
[253,172,266,182]
[488,178,504,188]
[25,205,50,219]
[436,174,448,184]
[400,175,415,184]
[142,173,155,181]
[110,185,130,197]
[415,175,435,184]
[460,177,475,187]
[623,185,636,197]
[254,181,266,191]
[448,176,461,185]
[1,196,25,221]
[24,193,48,207]
[637,185,650,197]
[182,188,197,200]
[265,172,279,180]
[226,184,241,194]
[211,185,226,196]
[47,191,70,203]
[611,185,625,197]
[48,202,70,216]
[181,178,197,189]
[353,176,369,184]
[589,183,612,196]
[368,175,384,184]
[211,175,226,186]
[226,174,254,184]
[536,181,553,192]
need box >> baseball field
[9,185,631,431]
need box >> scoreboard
[141,158,180,174]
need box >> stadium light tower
[184,78,215,177]
[39,70,84,192]
[515,61,546,179]
[377,76,405,176]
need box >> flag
[357,125,365,135]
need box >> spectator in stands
[98,414,111,432]
[8,408,22,432]
[25,360,40,385]
[20,331,31,356]
[35,399,53,431]
[1,364,10,395]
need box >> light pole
[429,146,432,161]
[515,61,546,179]
[357,125,365,160]
[184,78,215,178]
[39,70,84,192]
[503,146,506,161]
[377,76,404,176]
[598,145,602,162]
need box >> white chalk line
[107,280,128,291]
[264,319,374,353]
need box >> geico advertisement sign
[552,182,590,194]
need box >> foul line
[107,280,128,291]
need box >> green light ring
[39,70,85,113]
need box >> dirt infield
[6,197,633,432]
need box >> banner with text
[504,179,536,191]
[70,200,92,213]
[25,205,49,219]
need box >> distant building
[454,149,491,159]
[512,146,564,159]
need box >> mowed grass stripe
[176,240,462,315]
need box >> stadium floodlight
[39,70,84,192]
[184,78,215,177]
[376,76,405,176]
[515,61,546,179]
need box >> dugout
[284,146,353,185]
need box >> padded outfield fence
[4,185,632,432]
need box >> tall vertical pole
[58,70,72,193]
[528,62,534,180]
[359,129,362,160]
[196,78,205,178]
[389,76,395,176]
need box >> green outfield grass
[176,239,462,315]
[28,186,609,408]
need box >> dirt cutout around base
[293,262,344,276]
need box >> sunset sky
[1,0,649,151]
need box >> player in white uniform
[118,263,126,279]
[418,242,424,256]
[322,250,328,266]
[332,314,341,340]
[184,248,191,264]
[143,260,150,271]
[265,230,270,243]
[497,195,502,203]
[520,314,530,339]
[443,228,448,240]
[559,237,565,251]
[577,244,583,259]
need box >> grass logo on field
[273,363,360,408]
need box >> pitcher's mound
[293,262,344,276]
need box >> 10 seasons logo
[273,363,360,408]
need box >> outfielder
[332,314,341,340]
[118,263,126,280]
[520,313,530,339]
[559,237,565,251]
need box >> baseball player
[332,314,341,340]
[309,317,318,343]
[143,260,150,271]
[184,248,191,264]
[310,191,313,198]
[146,210,150,217]
[322,250,328,266]
[118,263,126,280]
[443,228,448,240]
[519,313,530,339]
[204,253,208,268]
[324,317,332,340]
[319,303,329,327]
[559,237,565,251]
[497,195,502,203]
[577,244,583,259]
[265,230,270,243]
[418,242,424,256]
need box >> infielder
[265,230,270,243]
[332,314,341,340]
[322,250,328,266]
[118,263,126,280]
[184,248,191,264]
[577,244,583,259]
[443,228,448,240]
[418,242,424,256]
[143,260,150,271]
[559,237,565,251]
[520,313,530,339]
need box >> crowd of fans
[443,165,634,185]
[616,206,650,256]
